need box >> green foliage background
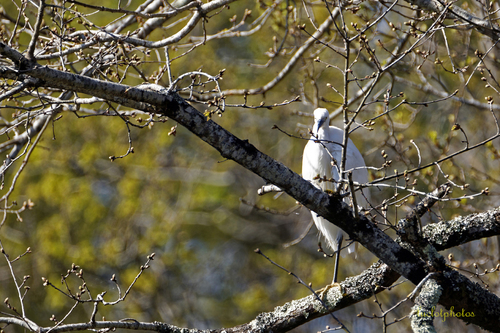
[1,0,499,332]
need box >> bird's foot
[315,282,343,301]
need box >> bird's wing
[302,137,355,254]
[302,139,337,192]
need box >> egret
[302,108,370,283]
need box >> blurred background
[1,0,499,332]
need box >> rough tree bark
[1,42,499,331]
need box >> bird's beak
[313,118,325,134]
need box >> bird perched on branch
[302,108,370,283]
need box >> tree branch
[406,0,500,40]
[423,207,500,251]
[36,0,237,60]
[0,261,398,333]
[193,7,339,99]
[1,59,497,330]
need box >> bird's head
[312,108,330,134]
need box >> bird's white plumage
[302,108,370,257]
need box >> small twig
[26,0,45,61]
[282,219,314,248]
[254,248,350,332]
[409,139,421,168]
[0,241,30,318]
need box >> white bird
[302,108,370,283]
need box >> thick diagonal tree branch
[1,42,499,330]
